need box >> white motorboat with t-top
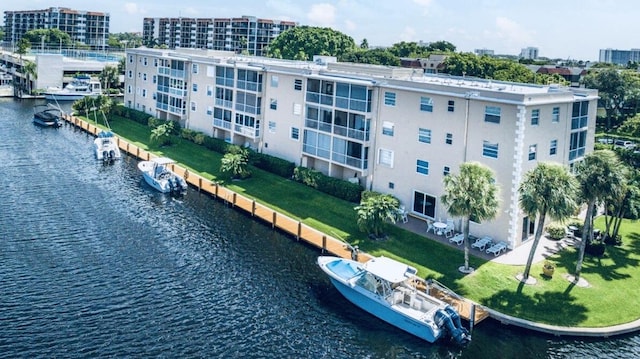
[317,255,471,344]
[138,157,187,194]
[94,130,121,163]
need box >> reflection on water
[0,98,637,358]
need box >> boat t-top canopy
[363,256,418,284]
[151,157,176,165]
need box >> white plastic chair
[444,219,455,238]
[398,206,408,223]
[426,220,436,234]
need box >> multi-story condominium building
[142,15,297,56]
[599,48,640,65]
[3,7,110,50]
[124,48,597,250]
[519,47,539,60]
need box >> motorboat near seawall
[317,255,471,345]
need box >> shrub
[249,152,295,178]
[180,128,197,141]
[202,136,229,154]
[586,240,606,257]
[194,133,206,145]
[545,224,566,240]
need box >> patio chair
[444,219,455,238]
[449,233,464,245]
[398,206,409,224]
[486,241,507,256]
[426,220,436,234]
[471,236,492,251]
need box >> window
[485,106,501,123]
[128,55,133,63]
[416,159,429,175]
[528,144,537,161]
[142,89,147,97]
[268,121,276,133]
[382,121,394,136]
[443,166,450,176]
[420,96,433,112]
[448,100,455,112]
[445,133,453,145]
[388,182,395,189]
[531,109,539,125]
[552,107,560,123]
[571,101,588,129]
[384,92,396,106]
[128,70,132,78]
[413,191,436,218]
[206,106,213,116]
[550,139,557,155]
[378,148,394,167]
[127,85,132,94]
[290,127,300,140]
[153,58,158,67]
[483,141,499,158]
[418,128,431,144]
[270,98,277,110]
[206,85,213,96]
[294,79,303,91]
[143,73,147,81]
[192,83,198,92]
[152,75,157,84]
[190,101,196,112]
[271,75,278,87]
[192,63,199,74]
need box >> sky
[2,0,638,61]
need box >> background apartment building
[598,48,640,65]
[3,7,110,50]
[124,48,597,250]
[142,15,297,56]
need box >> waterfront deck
[60,113,487,324]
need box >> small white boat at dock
[138,157,188,194]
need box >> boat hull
[318,256,442,343]
[44,93,96,101]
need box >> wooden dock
[61,113,487,324]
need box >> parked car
[598,138,614,144]
[614,140,636,149]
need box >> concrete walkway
[396,215,640,338]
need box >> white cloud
[307,3,336,26]
[123,3,142,15]
[398,26,417,42]
[412,0,433,15]
[344,19,356,31]
[493,16,535,46]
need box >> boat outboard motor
[102,150,109,162]
[434,307,471,345]
[109,150,116,162]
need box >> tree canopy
[22,29,72,48]
[266,26,357,60]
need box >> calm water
[0,98,638,358]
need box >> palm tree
[98,65,119,93]
[22,60,37,95]
[441,162,500,273]
[355,191,399,239]
[518,163,579,283]
[574,150,626,280]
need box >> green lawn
[93,114,640,327]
